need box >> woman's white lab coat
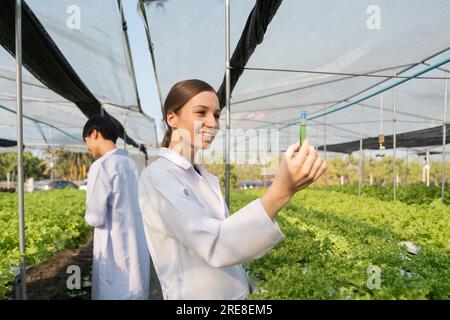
[138,147,284,300]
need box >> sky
[123,0,164,142]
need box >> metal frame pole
[123,113,127,150]
[138,0,165,115]
[15,0,27,300]
[442,71,448,200]
[405,147,409,187]
[51,146,55,180]
[380,94,383,134]
[358,105,363,196]
[225,0,231,207]
[324,115,328,190]
[426,149,430,187]
[117,0,142,110]
[50,128,55,180]
[153,118,159,149]
[393,70,397,201]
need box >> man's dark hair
[82,115,119,143]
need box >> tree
[0,152,45,180]
[47,150,93,181]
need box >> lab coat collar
[157,148,219,188]
[157,148,218,182]
[158,147,225,214]
[195,165,223,200]
[103,147,128,158]
[158,147,192,170]
[92,147,127,166]
[112,148,129,156]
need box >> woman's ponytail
[161,127,172,148]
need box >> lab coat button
[183,188,190,196]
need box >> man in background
[83,115,150,299]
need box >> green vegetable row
[230,189,450,299]
[0,190,91,299]
[1,188,448,300]
[324,183,450,205]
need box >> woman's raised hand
[279,139,326,194]
[260,139,327,219]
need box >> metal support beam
[117,0,142,111]
[393,70,397,201]
[123,113,127,150]
[225,0,231,207]
[442,72,448,201]
[358,104,363,196]
[15,0,27,300]
[138,0,165,116]
[405,147,409,186]
[324,115,328,190]
[426,150,430,187]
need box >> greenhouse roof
[0,0,157,152]
[142,0,450,151]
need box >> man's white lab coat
[86,148,150,300]
[138,147,284,300]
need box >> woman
[138,79,326,300]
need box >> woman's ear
[166,111,178,129]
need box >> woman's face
[167,91,221,149]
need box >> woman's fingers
[293,139,310,166]
[281,140,327,194]
[285,140,301,159]
[298,145,318,179]
[312,160,327,182]
[308,157,324,182]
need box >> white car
[78,181,88,191]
